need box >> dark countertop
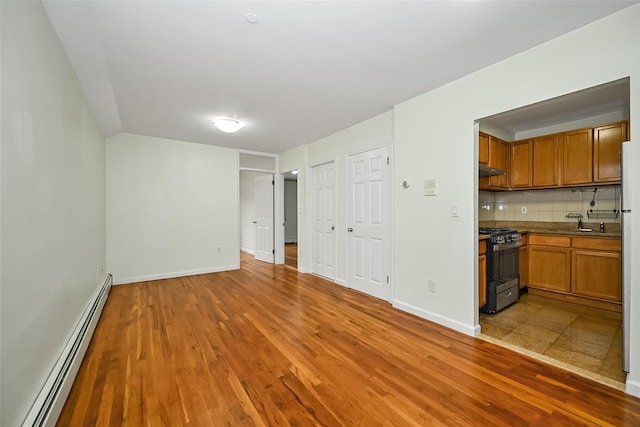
[479,221,621,239]
[513,228,620,239]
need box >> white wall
[393,5,640,392]
[106,133,239,283]
[240,170,270,253]
[284,180,298,242]
[281,5,640,396]
[305,111,394,283]
[1,2,107,425]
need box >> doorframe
[279,169,301,270]
[307,158,338,280]
[345,143,393,301]
[238,150,282,264]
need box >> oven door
[492,242,521,282]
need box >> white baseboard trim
[298,266,308,273]
[22,274,112,427]
[334,277,348,287]
[113,264,239,285]
[392,299,477,336]
[240,247,255,255]
[626,378,640,398]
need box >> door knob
[252,221,257,224]
[331,226,335,230]
[347,227,353,232]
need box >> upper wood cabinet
[479,132,489,165]
[510,140,532,188]
[479,133,509,190]
[532,134,561,188]
[594,121,628,183]
[562,128,593,186]
[481,120,628,191]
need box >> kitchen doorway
[475,78,630,389]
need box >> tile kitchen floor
[480,293,625,386]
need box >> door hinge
[272,180,275,185]
[272,249,275,254]
[387,157,389,165]
[386,275,389,284]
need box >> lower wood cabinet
[527,233,621,310]
[479,240,487,308]
[571,237,621,301]
[528,243,571,292]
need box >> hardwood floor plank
[57,253,640,426]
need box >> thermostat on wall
[424,178,438,196]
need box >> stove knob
[505,235,511,242]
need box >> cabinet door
[488,136,509,189]
[528,245,571,292]
[594,121,628,183]
[510,140,532,188]
[532,134,561,188]
[479,254,487,308]
[562,128,593,185]
[572,249,621,302]
[519,245,528,288]
[479,132,489,165]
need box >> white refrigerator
[622,140,632,372]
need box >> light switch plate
[424,178,438,196]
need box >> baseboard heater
[22,273,112,427]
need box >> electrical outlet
[428,280,436,292]
[521,206,527,214]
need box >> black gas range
[479,227,522,313]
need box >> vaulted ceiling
[43,1,637,153]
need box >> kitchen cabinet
[594,121,628,183]
[528,235,571,292]
[479,240,487,308]
[528,233,622,310]
[479,132,489,165]
[510,140,532,188]
[519,234,527,288]
[479,134,509,190]
[562,128,593,186]
[571,237,621,302]
[532,134,561,188]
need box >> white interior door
[347,146,391,301]
[310,162,336,279]
[254,174,274,263]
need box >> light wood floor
[284,243,297,269]
[58,253,640,426]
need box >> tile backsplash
[479,186,621,224]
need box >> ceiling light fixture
[291,169,298,175]
[213,118,243,133]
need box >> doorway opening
[283,169,298,270]
[475,78,630,389]
[239,152,279,264]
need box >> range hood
[479,164,506,178]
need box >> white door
[310,162,336,279]
[254,174,274,263]
[347,146,391,301]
